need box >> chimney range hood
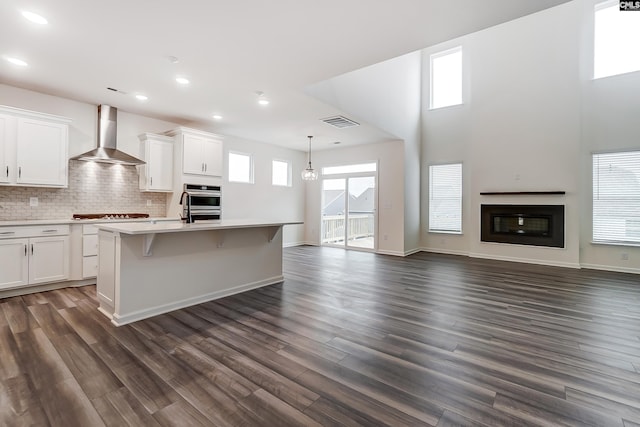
[70,105,145,165]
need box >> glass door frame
[320,168,378,252]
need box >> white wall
[303,140,405,256]
[219,135,306,246]
[421,0,640,273]
[579,2,640,273]
[306,51,423,254]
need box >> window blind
[429,163,462,233]
[593,151,640,244]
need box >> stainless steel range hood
[70,105,145,165]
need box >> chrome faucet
[179,191,193,223]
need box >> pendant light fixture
[301,135,318,181]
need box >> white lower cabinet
[29,236,70,284]
[0,239,29,288]
[0,225,70,290]
[82,225,99,278]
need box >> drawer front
[83,234,99,256]
[0,224,70,239]
[83,224,99,235]
[82,255,98,278]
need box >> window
[594,1,640,79]
[322,163,377,175]
[593,151,640,245]
[429,163,462,233]
[228,152,253,183]
[430,46,462,109]
[272,159,291,186]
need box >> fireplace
[481,204,564,248]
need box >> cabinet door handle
[42,229,58,233]
[0,231,15,235]
[31,244,34,255]
[204,163,207,172]
[24,244,27,256]
[150,176,153,186]
[18,167,21,178]
[5,166,7,177]
[201,162,205,172]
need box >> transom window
[228,151,253,183]
[272,159,291,186]
[430,46,462,110]
[594,0,640,79]
[322,163,376,175]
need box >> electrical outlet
[384,234,388,241]
[29,197,38,207]
[146,199,152,207]
[621,253,629,261]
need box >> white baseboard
[403,247,423,256]
[468,252,581,269]
[580,263,640,275]
[420,247,469,257]
[283,241,307,248]
[110,275,285,326]
[0,278,95,299]
[376,249,407,257]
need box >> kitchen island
[96,219,302,326]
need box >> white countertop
[0,217,179,227]
[97,219,303,235]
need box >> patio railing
[322,214,374,243]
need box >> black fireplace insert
[481,204,565,248]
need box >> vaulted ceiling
[0,0,571,150]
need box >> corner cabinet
[0,106,71,188]
[166,127,223,178]
[138,133,174,192]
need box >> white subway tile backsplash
[0,161,166,220]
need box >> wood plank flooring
[1,245,640,426]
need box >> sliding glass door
[321,168,376,250]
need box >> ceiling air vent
[321,115,360,129]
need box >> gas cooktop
[72,213,150,220]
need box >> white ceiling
[0,0,571,151]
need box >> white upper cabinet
[167,127,223,178]
[0,113,11,184]
[182,133,223,177]
[16,117,69,186]
[0,106,71,188]
[138,133,174,192]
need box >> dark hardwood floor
[1,246,640,426]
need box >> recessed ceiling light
[255,91,270,106]
[21,11,48,25]
[176,77,190,85]
[135,94,148,101]
[212,115,223,120]
[6,57,28,67]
